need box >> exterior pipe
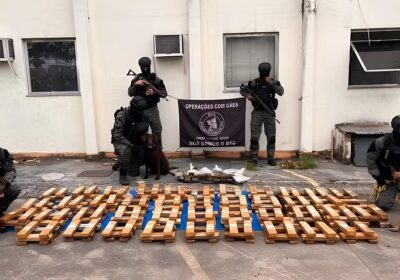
[300,0,316,153]
[188,0,202,99]
[72,0,99,157]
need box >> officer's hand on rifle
[146,88,155,96]
[134,80,145,86]
[265,76,273,85]
[246,95,255,102]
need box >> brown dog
[143,133,169,180]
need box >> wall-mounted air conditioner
[0,38,15,61]
[153,34,183,57]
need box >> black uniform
[367,115,400,210]
[0,148,18,217]
[128,73,167,108]
[243,62,284,165]
[111,100,149,184]
[128,57,167,148]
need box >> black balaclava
[391,115,400,144]
[138,57,151,77]
[258,62,272,79]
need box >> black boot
[268,158,277,166]
[112,161,120,171]
[119,169,129,185]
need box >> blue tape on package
[129,189,137,198]
[214,192,224,230]
[60,216,73,232]
[242,190,263,231]
[100,212,115,230]
[141,200,155,230]
[0,226,15,233]
[177,200,188,230]
[241,190,252,209]
[251,212,263,231]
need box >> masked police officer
[128,57,167,149]
[111,96,149,185]
[241,62,284,166]
[367,115,400,211]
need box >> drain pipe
[300,0,316,153]
[188,0,202,100]
[72,0,100,159]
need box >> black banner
[178,98,246,147]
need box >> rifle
[240,84,280,124]
[127,69,168,99]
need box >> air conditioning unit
[0,38,15,61]
[153,34,183,57]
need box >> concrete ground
[1,158,399,280]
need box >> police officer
[0,147,19,218]
[128,57,167,149]
[111,96,149,185]
[242,62,284,166]
[367,115,400,211]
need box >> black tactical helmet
[258,62,271,78]
[391,115,400,132]
[138,57,151,67]
[130,95,148,112]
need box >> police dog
[143,133,169,180]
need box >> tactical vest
[111,108,135,144]
[124,110,137,144]
[111,107,148,145]
[250,78,277,111]
[134,73,161,108]
[378,134,400,177]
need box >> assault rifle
[240,84,280,124]
[127,69,168,99]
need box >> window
[224,33,278,90]
[25,39,79,95]
[349,29,400,87]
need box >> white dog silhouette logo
[199,111,225,136]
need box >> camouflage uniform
[245,78,284,164]
[128,73,167,149]
[111,106,149,181]
[0,148,18,216]
[367,133,400,210]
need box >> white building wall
[88,0,190,152]
[313,0,400,151]
[200,0,303,152]
[1,0,399,154]
[0,0,85,153]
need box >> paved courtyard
[1,158,399,280]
